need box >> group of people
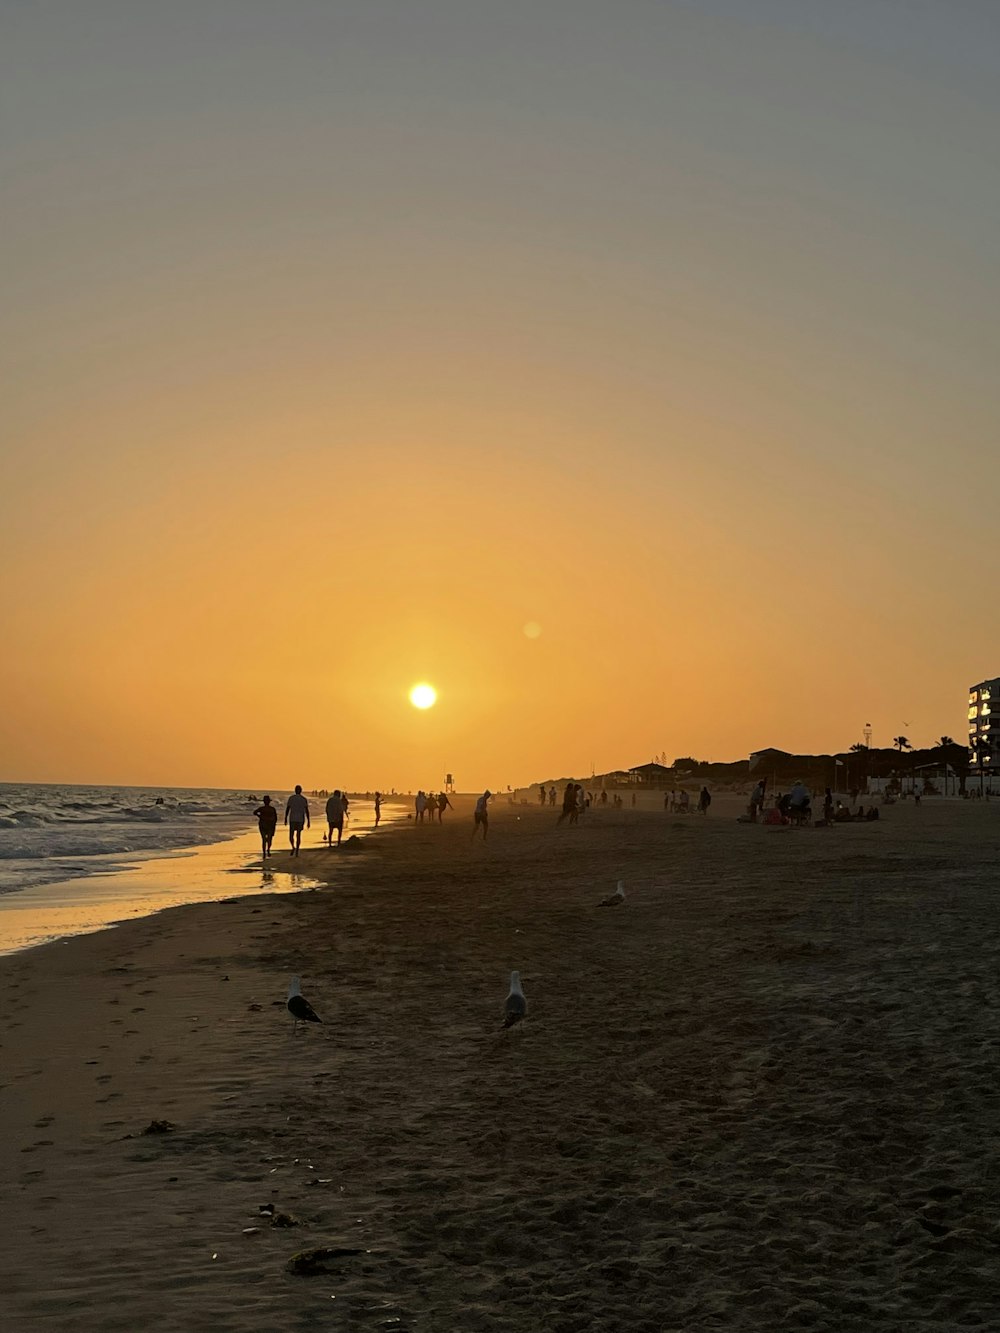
[556,782,588,824]
[414,790,452,823]
[746,778,883,827]
[663,788,712,814]
[251,786,387,859]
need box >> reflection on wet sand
[0,829,322,955]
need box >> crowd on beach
[742,777,882,827]
[249,772,897,860]
[249,785,497,857]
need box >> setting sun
[409,683,437,710]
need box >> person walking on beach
[698,786,711,815]
[415,791,427,822]
[556,782,577,826]
[436,791,452,822]
[823,787,834,823]
[374,791,382,827]
[284,785,310,856]
[473,789,491,840]
[548,786,557,806]
[749,778,767,822]
[325,790,345,846]
[253,795,278,860]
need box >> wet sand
[2,795,1000,1330]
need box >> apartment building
[968,677,1000,772]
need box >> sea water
[0,784,387,954]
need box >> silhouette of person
[437,791,452,822]
[253,795,277,859]
[374,791,382,827]
[325,790,345,846]
[556,782,577,826]
[284,785,310,856]
[473,790,491,840]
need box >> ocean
[0,783,263,895]
[0,784,384,954]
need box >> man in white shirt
[284,785,311,856]
[789,780,811,824]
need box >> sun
[409,682,437,710]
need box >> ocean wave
[0,783,261,874]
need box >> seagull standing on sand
[287,977,322,1031]
[503,971,527,1029]
[598,880,626,907]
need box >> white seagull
[598,880,626,907]
[287,977,322,1030]
[503,971,527,1029]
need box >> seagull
[503,971,527,1029]
[287,977,322,1030]
[598,880,626,907]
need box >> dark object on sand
[287,1246,364,1275]
[598,881,626,907]
[270,1210,299,1228]
[503,971,527,1028]
[141,1119,176,1135]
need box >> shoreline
[3,796,1000,1329]
[0,796,411,957]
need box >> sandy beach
[3,795,1000,1330]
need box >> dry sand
[3,794,1000,1331]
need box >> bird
[503,971,527,1029]
[287,977,322,1030]
[598,880,626,907]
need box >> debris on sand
[287,1246,363,1276]
[141,1119,176,1135]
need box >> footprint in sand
[96,1074,112,1084]
[34,1116,54,1128]
[139,989,155,996]
[131,1007,145,1013]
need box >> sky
[2,0,998,790]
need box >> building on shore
[968,677,1000,780]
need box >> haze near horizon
[3,1,998,790]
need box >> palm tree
[893,736,913,795]
[849,742,868,753]
[938,736,956,795]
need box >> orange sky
[3,2,998,789]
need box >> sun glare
[409,683,437,710]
